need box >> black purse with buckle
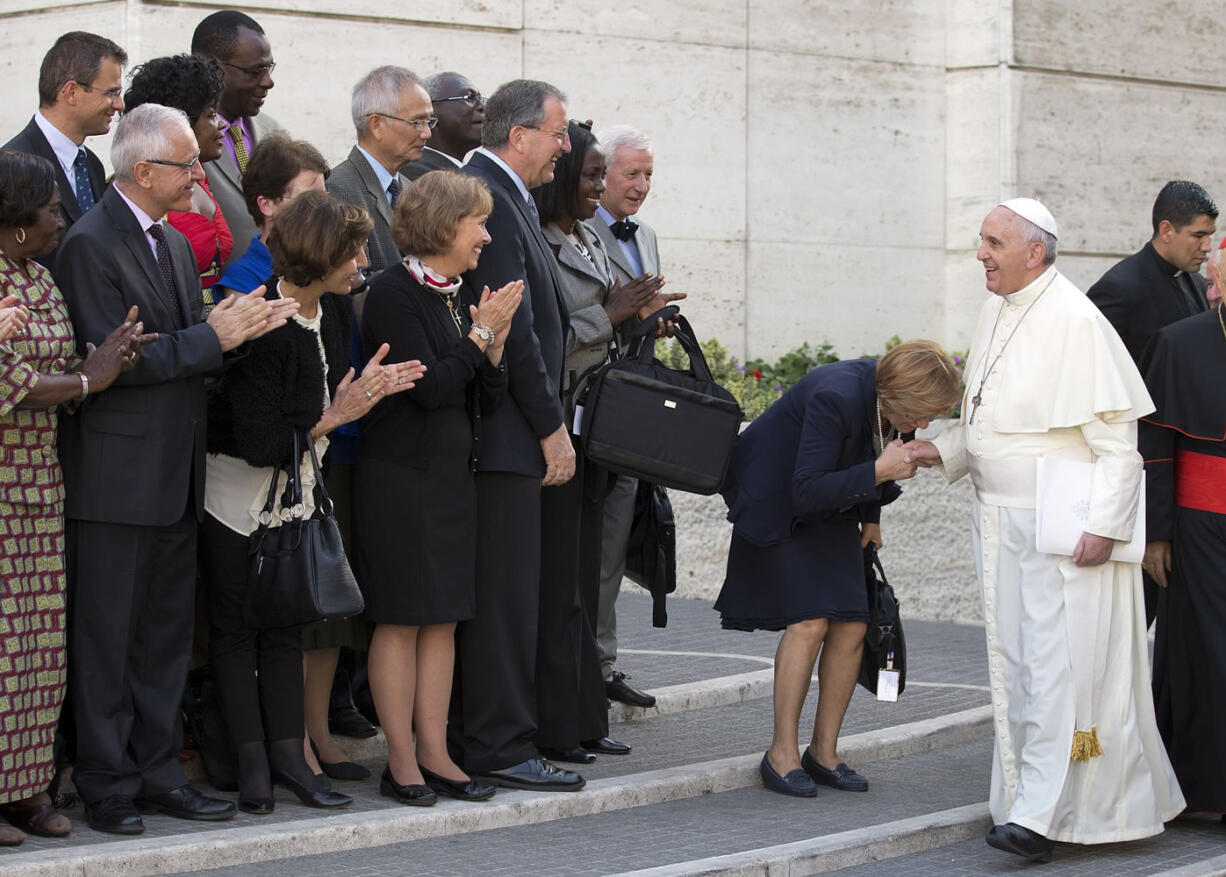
[245,428,364,629]
[857,545,907,696]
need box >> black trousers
[199,515,304,744]
[535,446,608,749]
[67,513,197,803]
[450,472,541,773]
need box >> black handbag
[857,545,907,696]
[245,429,364,629]
[580,314,742,495]
[623,480,676,628]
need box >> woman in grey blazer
[528,122,662,760]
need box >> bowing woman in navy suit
[716,341,962,798]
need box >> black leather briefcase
[580,315,742,495]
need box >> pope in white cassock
[905,199,1184,863]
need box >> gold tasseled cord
[1070,727,1103,761]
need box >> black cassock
[1141,305,1226,812]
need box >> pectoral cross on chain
[969,389,983,424]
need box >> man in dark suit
[3,31,127,271]
[327,65,431,276]
[400,71,484,180]
[586,125,674,710]
[55,104,295,835]
[192,10,282,266]
[1088,180,1217,626]
[451,79,584,792]
[1088,181,1217,364]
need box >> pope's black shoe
[475,756,586,792]
[986,822,1055,863]
[605,671,655,708]
[134,784,235,821]
[582,736,631,755]
[86,795,145,835]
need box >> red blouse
[167,175,233,292]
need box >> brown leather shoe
[0,792,71,838]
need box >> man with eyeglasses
[191,10,282,267]
[54,103,298,835]
[327,65,433,276]
[401,72,485,180]
[451,79,585,793]
[3,31,127,271]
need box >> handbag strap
[303,428,335,517]
[632,314,716,384]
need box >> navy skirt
[714,513,869,631]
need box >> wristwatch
[472,323,495,344]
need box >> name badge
[877,669,900,703]
[572,404,584,436]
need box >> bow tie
[610,218,638,242]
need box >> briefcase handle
[628,304,681,339]
[633,314,716,384]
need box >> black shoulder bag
[857,545,907,696]
[245,429,364,629]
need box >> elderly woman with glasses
[0,150,149,844]
[123,55,233,307]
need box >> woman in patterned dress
[0,150,150,844]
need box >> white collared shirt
[113,184,165,260]
[33,112,84,199]
[473,147,533,207]
[596,204,644,276]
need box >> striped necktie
[229,124,250,173]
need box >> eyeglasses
[75,82,124,103]
[145,156,203,172]
[220,60,276,79]
[432,90,483,108]
[370,112,437,132]
[527,125,570,145]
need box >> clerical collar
[1145,240,1183,277]
[1004,264,1058,308]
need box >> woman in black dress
[715,341,961,797]
[357,171,522,806]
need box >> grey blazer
[204,112,283,267]
[541,222,615,416]
[585,213,661,284]
[327,145,407,276]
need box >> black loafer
[582,737,631,755]
[419,765,495,801]
[986,822,1055,862]
[134,784,236,821]
[238,796,274,815]
[475,756,585,792]
[801,750,868,792]
[272,771,353,809]
[86,795,145,835]
[379,767,437,806]
[540,746,597,764]
[605,671,656,708]
[759,753,817,797]
[328,705,378,739]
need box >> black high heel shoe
[270,770,353,809]
[238,796,274,815]
[418,764,496,801]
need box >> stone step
[0,708,992,877]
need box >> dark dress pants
[450,472,541,773]
[535,445,608,749]
[66,512,197,803]
[199,514,304,743]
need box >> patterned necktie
[610,218,638,241]
[73,148,95,213]
[147,223,184,327]
[526,195,540,227]
[387,177,402,207]
[229,124,249,173]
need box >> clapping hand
[0,295,29,344]
[470,279,524,346]
[325,343,426,430]
[81,306,158,390]
[206,286,299,351]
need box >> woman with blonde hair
[715,340,962,797]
